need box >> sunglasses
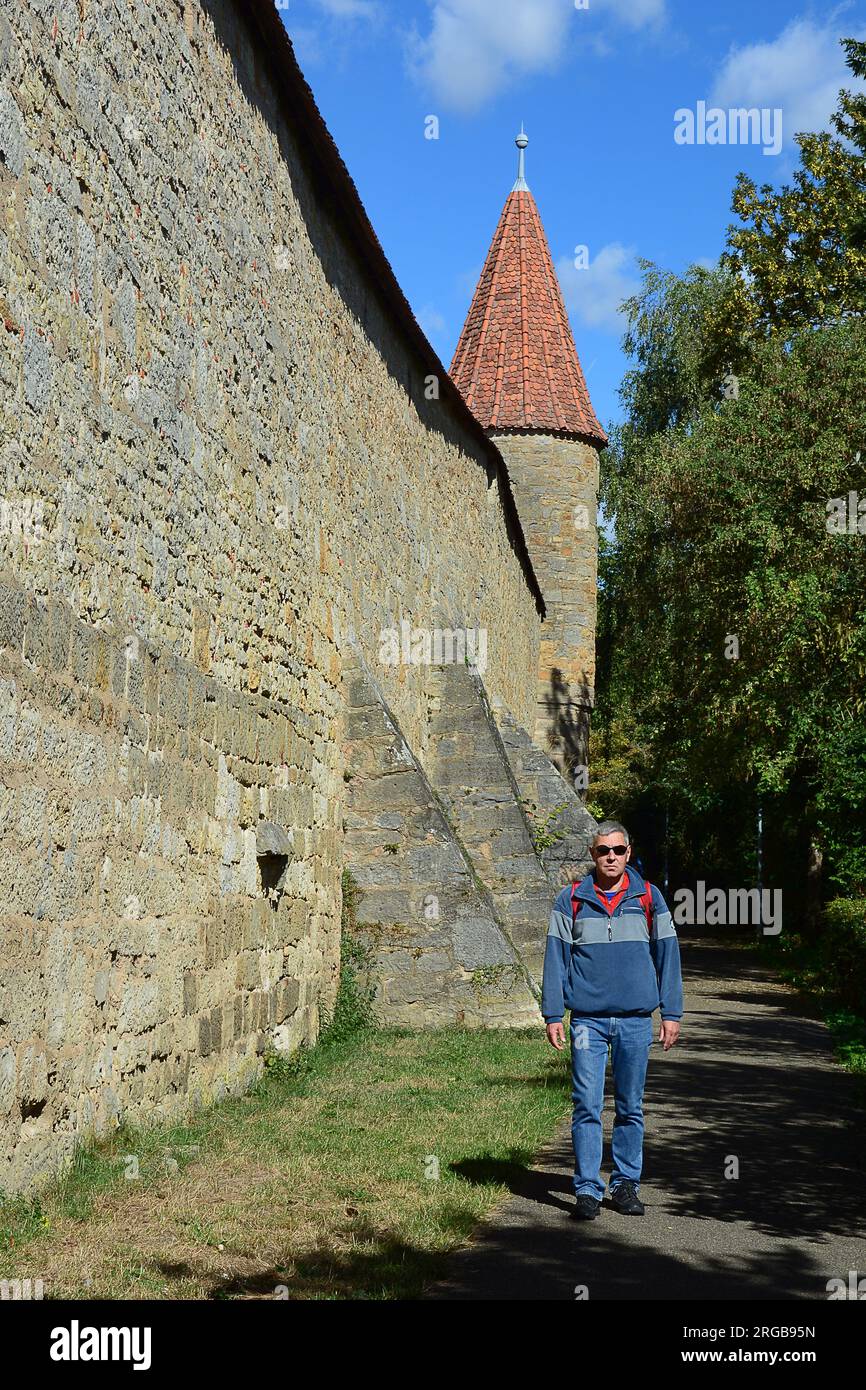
[594,843,628,856]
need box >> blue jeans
[569,1013,653,1201]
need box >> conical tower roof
[450,131,606,445]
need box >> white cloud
[407,0,570,115]
[417,304,447,337]
[556,242,641,334]
[314,0,380,17]
[457,262,483,296]
[711,17,866,141]
[288,25,323,67]
[289,1,381,68]
[407,0,666,114]
[598,0,666,29]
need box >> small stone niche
[256,821,293,908]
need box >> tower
[450,128,607,781]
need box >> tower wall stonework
[0,0,545,1192]
[492,433,600,777]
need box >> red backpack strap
[571,880,580,926]
[640,880,654,933]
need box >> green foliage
[0,1023,573,1299]
[822,897,866,1012]
[470,964,509,1003]
[595,40,866,901]
[604,318,866,889]
[756,900,866,1085]
[814,716,866,894]
[0,1193,49,1247]
[588,709,653,821]
[617,261,751,438]
[613,322,865,763]
[825,1010,866,1077]
[317,870,378,1045]
[723,38,866,334]
[259,1045,314,1087]
[519,798,568,853]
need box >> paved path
[424,934,866,1300]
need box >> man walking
[542,821,683,1219]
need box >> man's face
[590,833,632,886]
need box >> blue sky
[280,0,866,432]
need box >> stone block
[256,820,293,857]
[0,584,26,651]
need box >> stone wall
[342,643,540,1028]
[0,0,543,1191]
[0,583,320,1191]
[341,646,596,1027]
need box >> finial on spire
[512,124,529,192]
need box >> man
[542,820,683,1219]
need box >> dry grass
[0,1024,570,1300]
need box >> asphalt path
[423,933,866,1300]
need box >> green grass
[0,874,569,1299]
[0,1019,568,1300]
[824,1009,866,1075]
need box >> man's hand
[546,1021,565,1050]
[658,1019,680,1051]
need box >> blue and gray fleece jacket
[542,866,683,1023]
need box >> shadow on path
[423,933,866,1300]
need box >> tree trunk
[804,834,824,935]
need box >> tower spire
[512,123,529,192]
[450,132,605,441]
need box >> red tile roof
[451,190,607,445]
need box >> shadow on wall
[541,666,593,781]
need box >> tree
[593,38,866,906]
[600,322,866,899]
[722,38,866,333]
[617,262,753,439]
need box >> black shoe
[609,1180,645,1215]
[571,1194,600,1220]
